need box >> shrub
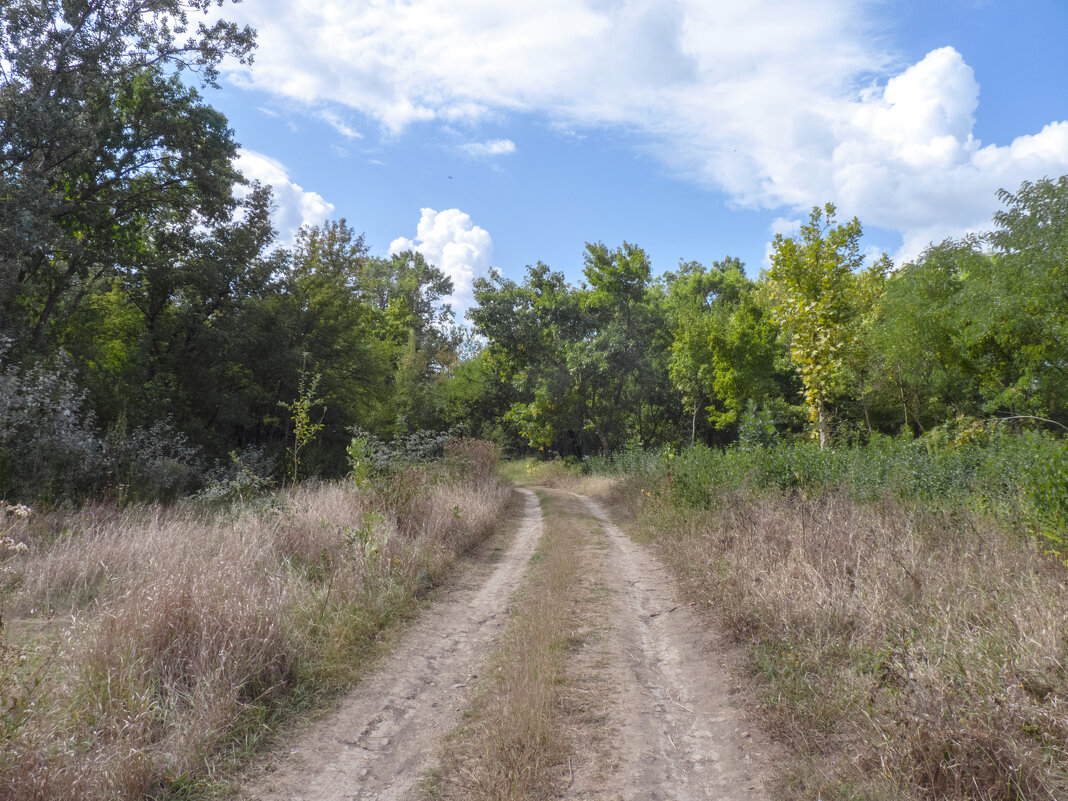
[0,354,206,504]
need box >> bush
[0,353,105,501]
[0,352,208,504]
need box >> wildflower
[0,501,32,518]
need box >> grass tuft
[628,488,1068,801]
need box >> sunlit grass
[0,454,508,800]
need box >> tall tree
[975,176,1068,423]
[766,204,882,448]
[0,0,255,352]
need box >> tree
[869,238,984,432]
[470,244,675,455]
[767,204,880,448]
[975,176,1068,422]
[0,0,255,352]
[665,259,796,444]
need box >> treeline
[466,182,1067,456]
[0,0,470,500]
[2,1,1065,504]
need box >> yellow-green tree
[767,204,883,448]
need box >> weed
[629,483,1068,800]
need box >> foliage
[662,427,1068,551]
[0,352,202,502]
[766,204,886,447]
[470,245,677,456]
[0,6,1064,515]
[0,0,255,351]
[195,447,276,505]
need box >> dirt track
[239,487,769,800]
[563,492,769,800]
[239,488,544,801]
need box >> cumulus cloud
[459,138,516,158]
[236,150,334,245]
[222,1,1068,257]
[833,48,1068,260]
[390,208,493,312]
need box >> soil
[237,486,772,800]
[560,491,771,800]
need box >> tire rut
[563,492,770,801]
[239,488,544,801]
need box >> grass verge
[0,443,509,800]
[604,479,1068,801]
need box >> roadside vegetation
[584,431,1068,801]
[0,440,506,800]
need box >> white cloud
[459,138,516,158]
[235,150,334,245]
[390,208,493,312]
[222,1,1068,256]
[317,108,363,139]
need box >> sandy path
[239,488,544,801]
[562,491,770,801]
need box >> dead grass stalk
[626,490,1068,800]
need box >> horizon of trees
[2,0,1066,502]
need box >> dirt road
[239,486,769,800]
[239,488,545,801]
[562,492,769,800]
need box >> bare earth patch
[561,491,771,801]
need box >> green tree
[279,364,325,483]
[665,259,796,443]
[0,0,255,352]
[767,204,880,448]
[869,239,984,432]
[975,176,1068,422]
[471,244,675,455]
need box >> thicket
[468,177,1067,459]
[0,1,473,504]
[2,0,1064,504]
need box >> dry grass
[0,449,508,800]
[626,490,1068,801]
[428,492,585,801]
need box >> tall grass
[635,493,1068,800]
[0,441,508,800]
[591,425,1067,551]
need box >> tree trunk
[592,421,610,455]
[817,399,829,450]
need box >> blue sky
[202,0,1068,315]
